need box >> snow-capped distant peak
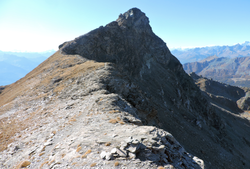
[241,41,250,46]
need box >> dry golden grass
[114,161,119,166]
[157,166,165,169]
[90,163,97,167]
[109,119,118,124]
[119,121,125,125]
[108,110,120,114]
[41,146,46,152]
[0,51,106,152]
[109,117,124,125]
[0,117,28,151]
[81,155,87,158]
[81,149,92,158]
[76,146,82,152]
[72,162,78,165]
[105,142,111,146]
[39,152,45,156]
[39,161,48,169]
[15,160,31,169]
[0,51,105,108]
[48,159,55,165]
[69,118,77,122]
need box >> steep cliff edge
[1,8,250,169]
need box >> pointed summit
[60,8,180,77]
[116,8,152,33]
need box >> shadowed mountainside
[1,8,250,169]
[190,72,250,119]
[184,56,250,87]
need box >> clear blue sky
[0,0,249,52]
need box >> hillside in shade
[183,56,250,87]
[1,8,250,169]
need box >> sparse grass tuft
[72,162,78,165]
[48,159,55,165]
[109,119,118,124]
[108,110,120,114]
[39,158,49,169]
[76,146,82,152]
[39,152,45,156]
[109,117,124,125]
[40,161,48,168]
[157,166,165,169]
[119,121,125,125]
[105,142,111,146]
[41,146,46,152]
[0,118,28,151]
[81,149,91,158]
[90,163,97,167]
[16,160,31,168]
[114,161,119,166]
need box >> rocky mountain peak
[116,8,152,33]
[60,7,180,77]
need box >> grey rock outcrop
[237,91,250,110]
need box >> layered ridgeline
[0,50,55,86]
[1,8,250,169]
[172,41,250,63]
[184,56,250,87]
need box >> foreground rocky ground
[0,52,203,169]
[1,8,250,169]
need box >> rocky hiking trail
[1,8,250,169]
[0,50,203,169]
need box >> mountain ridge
[171,42,250,63]
[0,50,55,85]
[1,8,250,169]
[183,56,250,87]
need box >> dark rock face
[61,8,180,77]
[58,8,250,169]
[190,73,245,113]
[60,8,216,131]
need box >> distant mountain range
[171,41,250,63]
[183,56,250,87]
[0,50,55,85]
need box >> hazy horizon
[0,0,249,52]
